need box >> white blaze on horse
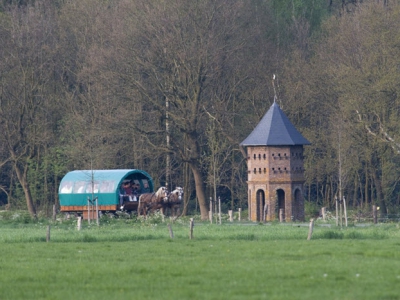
[165,187,184,218]
[137,186,168,217]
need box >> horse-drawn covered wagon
[58,169,154,219]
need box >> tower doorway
[293,188,302,221]
[256,189,265,222]
[277,189,285,221]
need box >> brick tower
[240,101,310,222]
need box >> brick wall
[246,145,306,222]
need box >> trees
[98,0,273,219]
[56,0,126,171]
[0,2,61,217]
[283,1,400,211]
[2,0,400,219]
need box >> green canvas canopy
[59,169,154,207]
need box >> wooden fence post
[209,197,213,224]
[189,218,194,239]
[96,197,99,226]
[228,210,233,222]
[77,216,82,231]
[46,225,51,242]
[279,208,284,222]
[321,207,326,221]
[87,197,91,225]
[218,196,221,225]
[373,205,377,224]
[335,197,338,226]
[343,196,348,227]
[214,197,217,220]
[52,205,57,222]
[307,219,314,240]
[238,208,241,221]
[168,223,174,239]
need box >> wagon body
[59,169,154,218]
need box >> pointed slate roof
[240,102,311,146]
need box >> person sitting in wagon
[119,180,134,208]
[60,181,73,193]
[142,180,150,193]
[132,182,141,201]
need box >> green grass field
[1,215,400,300]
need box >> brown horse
[164,187,183,218]
[137,186,168,217]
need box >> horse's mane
[171,187,183,194]
[155,187,166,198]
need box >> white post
[279,208,284,222]
[46,225,50,242]
[87,197,90,225]
[77,216,82,231]
[335,196,338,226]
[96,197,99,226]
[228,210,233,222]
[189,218,194,239]
[218,196,221,225]
[214,196,217,223]
[209,197,213,224]
[343,196,348,227]
[307,219,314,240]
[340,198,343,228]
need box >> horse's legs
[162,205,166,217]
[137,200,141,216]
[143,204,147,218]
[173,205,180,219]
[137,200,147,218]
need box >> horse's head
[155,186,168,199]
[173,187,183,200]
[171,187,183,200]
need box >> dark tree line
[0,0,399,219]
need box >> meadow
[1,213,400,300]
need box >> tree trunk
[365,167,369,206]
[14,163,36,218]
[372,169,387,215]
[182,161,191,216]
[353,174,358,208]
[189,162,208,220]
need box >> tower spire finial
[272,74,277,103]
